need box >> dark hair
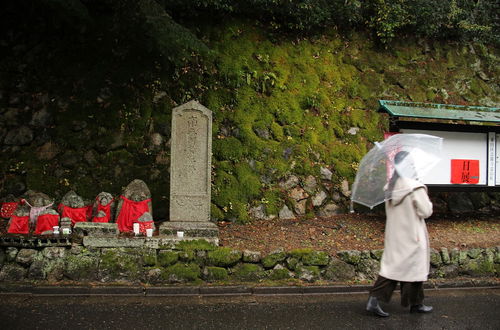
[387,151,409,200]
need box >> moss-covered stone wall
[0,22,499,221]
[0,241,498,284]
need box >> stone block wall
[0,241,498,284]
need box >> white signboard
[400,129,489,185]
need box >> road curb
[0,280,498,297]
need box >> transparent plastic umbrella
[350,133,443,210]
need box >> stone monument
[160,100,219,241]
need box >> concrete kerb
[0,280,498,297]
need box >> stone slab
[83,236,219,248]
[83,237,146,248]
[159,221,219,238]
[169,101,212,222]
[73,222,119,237]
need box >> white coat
[379,177,433,282]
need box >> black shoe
[366,296,389,317]
[410,304,433,313]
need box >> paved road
[1,287,498,329]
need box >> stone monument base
[159,221,219,239]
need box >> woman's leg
[366,276,398,317]
[400,281,424,307]
[370,275,398,303]
[400,281,433,313]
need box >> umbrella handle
[349,200,355,213]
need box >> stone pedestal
[162,100,219,242]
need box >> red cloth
[136,221,154,234]
[34,214,60,235]
[7,215,29,234]
[116,196,151,233]
[1,202,19,218]
[59,204,93,226]
[92,198,113,223]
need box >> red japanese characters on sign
[450,159,480,184]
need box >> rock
[4,126,33,145]
[370,249,384,260]
[243,250,262,263]
[279,205,295,219]
[320,167,333,181]
[294,200,307,215]
[156,250,178,267]
[262,248,286,269]
[289,187,308,201]
[356,259,379,280]
[430,249,443,267]
[162,263,201,283]
[73,222,118,237]
[348,127,359,135]
[144,267,163,284]
[64,254,99,281]
[297,265,320,282]
[60,190,85,208]
[279,175,299,190]
[323,258,356,281]
[460,257,496,276]
[202,266,229,282]
[300,251,329,266]
[0,263,28,281]
[42,247,67,260]
[318,203,340,217]
[303,175,318,194]
[45,259,65,282]
[286,256,301,271]
[337,250,362,265]
[467,248,482,259]
[6,247,19,262]
[37,141,60,160]
[312,191,327,207]
[30,108,52,127]
[232,263,266,281]
[254,127,270,139]
[16,249,39,266]
[249,204,267,220]
[341,180,351,197]
[440,248,451,265]
[207,247,242,267]
[98,248,143,282]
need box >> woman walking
[366,151,434,317]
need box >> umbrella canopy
[351,133,443,210]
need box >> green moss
[269,268,292,280]
[143,249,157,267]
[288,248,329,266]
[203,266,229,281]
[64,254,99,281]
[162,263,201,282]
[157,250,179,267]
[175,239,217,252]
[207,247,242,267]
[99,248,142,280]
[213,137,245,161]
[262,250,287,269]
[232,263,266,281]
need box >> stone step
[83,236,219,249]
[159,221,219,238]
